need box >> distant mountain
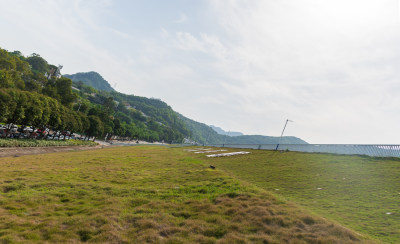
[64,72,114,92]
[210,125,243,137]
[177,114,223,144]
[178,114,307,145]
[223,135,307,144]
[65,72,307,145]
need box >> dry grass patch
[121,193,366,243]
[0,146,373,243]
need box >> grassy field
[0,138,97,147]
[0,146,370,243]
[198,148,400,243]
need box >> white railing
[203,144,400,158]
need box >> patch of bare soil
[0,145,107,158]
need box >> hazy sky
[1,0,400,143]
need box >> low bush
[0,138,97,147]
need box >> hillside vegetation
[68,71,307,145]
[0,146,370,243]
[65,72,114,92]
[0,46,306,145]
[0,138,96,147]
[0,48,189,143]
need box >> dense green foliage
[0,88,86,132]
[70,80,190,142]
[0,48,189,143]
[64,72,114,92]
[0,138,96,147]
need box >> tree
[48,98,62,129]
[73,101,89,114]
[25,72,46,92]
[0,49,16,70]
[62,112,78,139]
[87,115,104,139]
[0,89,11,122]
[8,90,26,124]
[0,70,14,88]
[102,96,115,115]
[115,111,131,124]
[56,77,76,106]
[27,54,49,74]
[78,112,90,134]
[113,118,125,137]
[22,93,43,126]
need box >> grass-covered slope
[0,146,368,243]
[200,149,400,243]
[65,72,115,92]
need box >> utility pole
[275,119,293,150]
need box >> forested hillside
[68,71,307,144]
[0,48,188,143]
[64,72,114,92]
[0,46,307,144]
[71,81,190,142]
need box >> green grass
[0,146,368,243]
[199,148,400,243]
[0,138,97,147]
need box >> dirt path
[0,145,107,158]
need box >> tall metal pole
[275,119,292,150]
